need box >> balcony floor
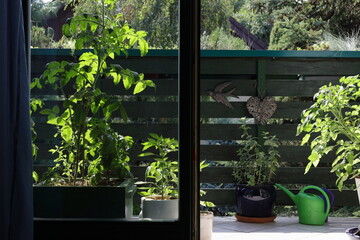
[213,216,359,240]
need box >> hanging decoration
[207,81,238,109]
[246,96,277,125]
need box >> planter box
[33,178,136,218]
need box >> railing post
[256,59,266,146]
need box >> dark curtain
[0,0,33,240]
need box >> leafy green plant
[200,27,249,50]
[297,75,360,190]
[231,119,280,186]
[137,133,179,200]
[200,161,215,208]
[30,98,44,184]
[32,0,154,186]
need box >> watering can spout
[275,183,298,205]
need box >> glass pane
[31,0,179,221]
[199,2,360,236]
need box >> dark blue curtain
[0,0,33,239]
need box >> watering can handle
[305,187,334,206]
[300,185,331,218]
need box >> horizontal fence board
[200,145,335,164]
[31,55,179,75]
[200,102,312,118]
[31,78,178,96]
[200,59,257,75]
[266,59,360,75]
[200,79,256,96]
[199,167,342,185]
[35,123,178,141]
[267,79,341,97]
[200,188,358,206]
[200,124,302,141]
[115,166,343,186]
[35,143,332,165]
[34,143,176,165]
[33,101,310,119]
[32,101,179,118]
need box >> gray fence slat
[201,188,358,206]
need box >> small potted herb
[200,161,215,240]
[136,133,179,219]
[230,119,280,222]
[32,0,153,218]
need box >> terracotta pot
[355,178,360,205]
[200,211,213,240]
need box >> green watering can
[275,184,330,225]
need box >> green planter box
[33,178,136,218]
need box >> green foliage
[231,119,280,186]
[87,123,134,185]
[201,0,241,35]
[121,0,179,49]
[233,0,279,44]
[33,171,39,184]
[137,133,179,200]
[306,0,360,37]
[31,25,57,48]
[269,16,323,50]
[297,75,360,191]
[31,0,62,27]
[200,27,249,50]
[65,0,241,49]
[32,2,154,186]
[200,161,215,208]
[235,0,360,50]
[30,98,44,160]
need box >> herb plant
[32,0,154,186]
[297,75,360,190]
[231,120,280,186]
[137,133,179,200]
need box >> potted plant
[32,0,154,218]
[136,133,179,219]
[200,161,215,240]
[297,75,360,191]
[297,75,360,237]
[230,119,280,222]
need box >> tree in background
[201,27,248,50]
[32,0,360,50]
[31,0,63,48]
[121,0,179,49]
[234,0,360,50]
[122,0,241,49]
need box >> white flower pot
[200,211,213,240]
[355,177,360,204]
[139,197,178,220]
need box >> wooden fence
[32,49,360,208]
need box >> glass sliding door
[31,0,200,239]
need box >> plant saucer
[235,213,277,223]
